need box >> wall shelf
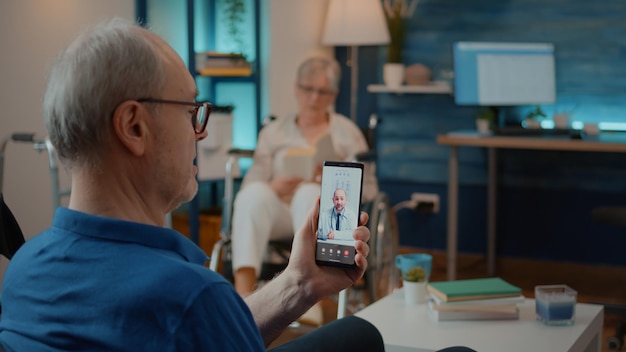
[138,0,262,243]
[367,81,452,94]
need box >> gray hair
[296,56,341,91]
[43,17,167,170]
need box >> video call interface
[316,163,363,266]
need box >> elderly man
[0,18,380,351]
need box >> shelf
[198,68,252,77]
[367,81,452,94]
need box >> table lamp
[322,0,390,122]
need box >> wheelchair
[1,133,69,260]
[208,115,400,317]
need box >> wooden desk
[436,132,626,280]
[356,289,603,352]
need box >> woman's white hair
[296,56,341,91]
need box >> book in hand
[279,133,338,181]
[428,299,520,321]
[427,277,522,303]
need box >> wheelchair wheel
[365,192,400,303]
[209,235,290,284]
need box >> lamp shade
[322,0,390,46]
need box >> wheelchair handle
[11,133,36,142]
[1,133,36,154]
[0,133,69,209]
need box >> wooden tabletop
[436,131,626,153]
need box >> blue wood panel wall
[352,0,626,267]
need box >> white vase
[524,118,542,129]
[476,119,490,133]
[553,113,569,129]
[383,63,405,88]
[403,280,428,305]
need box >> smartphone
[315,161,364,268]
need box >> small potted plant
[382,0,419,87]
[219,0,246,56]
[524,105,547,129]
[404,266,426,282]
[476,107,497,133]
[402,265,428,305]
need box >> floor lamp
[322,0,390,318]
[322,0,390,122]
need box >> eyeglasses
[137,98,212,134]
[297,83,336,96]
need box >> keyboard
[494,127,581,138]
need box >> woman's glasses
[297,84,336,96]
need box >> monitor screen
[453,42,556,106]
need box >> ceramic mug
[395,253,433,282]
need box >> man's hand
[245,197,370,346]
[313,165,323,183]
[287,198,370,302]
[327,230,335,239]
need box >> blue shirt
[0,207,264,351]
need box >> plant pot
[403,280,428,305]
[476,119,490,133]
[553,113,569,129]
[524,118,542,129]
[383,63,405,88]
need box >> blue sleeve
[175,282,265,351]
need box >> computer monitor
[453,42,556,106]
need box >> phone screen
[315,161,364,268]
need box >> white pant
[231,181,320,276]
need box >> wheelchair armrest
[227,148,254,159]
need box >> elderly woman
[231,56,378,296]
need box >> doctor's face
[332,189,347,212]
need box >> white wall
[0,0,135,283]
[266,0,333,118]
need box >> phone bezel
[315,161,364,269]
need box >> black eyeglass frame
[296,83,337,96]
[137,98,212,134]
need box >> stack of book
[195,52,252,76]
[426,277,524,321]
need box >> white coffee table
[355,289,604,352]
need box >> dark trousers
[269,315,476,352]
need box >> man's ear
[111,100,148,156]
